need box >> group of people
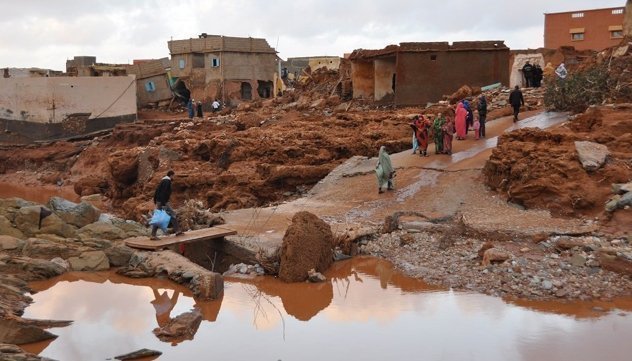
[186,98,222,118]
[521,61,544,88]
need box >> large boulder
[14,206,76,238]
[21,237,84,259]
[104,244,135,267]
[0,319,57,345]
[67,250,110,271]
[48,197,101,228]
[77,222,127,241]
[575,141,609,171]
[278,211,334,283]
[0,215,25,239]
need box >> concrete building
[168,34,281,105]
[349,41,510,106]
[66,56,127,77]
[0,76,137,142]
[544,6,626,51]
[125,58,173,108]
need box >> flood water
[0,181,80,204]
[23,257,632,361]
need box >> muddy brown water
[0,182,80,204]
[22,257,632,361]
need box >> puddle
[0,181,80,204]
[23,257,632,361]
[427,111,569,168]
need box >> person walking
[441,112,455,155]
[454,102,467,140]
[375,146,395,194]
[463,100,473,132]
[196,101,203,118]
[476,95,487,138]
[187,98,195,119]
[151,170,184,240]
[432,114,445,154]
[522,61,534,87]
[509,86,525,122]
[409,116,419,154]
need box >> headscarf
[555,63,567,79]
[462,100,471,111]
[378,146,394,175]
[479,95,487,107]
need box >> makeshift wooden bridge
[124,226,237,251]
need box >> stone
[0,215,25,239]
[22,258,67,279]
[570,254,586,267]
[0,319,57,345]
[67,250,110,271]
[598,251,632,276]
[0,235,22,250]
[541,280,553,290]
[50,257,70,272]
[15,206,77,238]
[48,197,101,228]
[21,237,83,260]
[114,348,162,361]
[278,211,334,283]
[104,244,135,267]
[77,221,127,241]
[307,269,326,283]
[153,310,202,342]
[482,248,510,266]
[574,141,609,171]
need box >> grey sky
[0,0,625,70]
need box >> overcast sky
[0,0,626,70]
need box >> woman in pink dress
[454,102,467,140]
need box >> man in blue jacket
[151,170,184,240]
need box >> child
[473,116,481,140]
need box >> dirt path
[222,110,593,255]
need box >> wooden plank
[125,226,237,251]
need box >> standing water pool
[23,257,632,361]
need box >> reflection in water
[23,257,632,361]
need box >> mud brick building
[125,58,173,108]
[281,56,341,80]
[168,34,281,105]
[349,41,510,106]
[544,6,626,51]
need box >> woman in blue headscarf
[463,100,473,133]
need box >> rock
[104,244,135,267]
[80,194,108,211]
[482,248,510,266]
[77,222,127,241]
[50,257,70,272]
[0,215,25,239]
[477,242,494,259]
[19,257,67,279]
[555,237,587,250]
[0,319,57,345]
[612,182,632,195]
[21,237,83,260]
[15,206,76,238]
[570,254,586,267]
[48,197,101,228]
[114,348,162,360]
[0,235,22,250]
[67,250,110,271]
[307,269,326,283]
[541,280,553,290]
[574,141,609,171]
[153,310,202,342]
[399,233,415,246]
[598,251,632,276]
[278,212,334,283]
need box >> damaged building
[168,34,281,105]
[125,58,173,108]
[281,56,341,81]
[0,75,137,143]
[349,41,510,106]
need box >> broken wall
[510,53,545,88]
[374,57,396,101]
[351,61,375,99]
[136,74,173,107]
[394,47,510,106]
[0,76,137,141]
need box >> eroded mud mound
[278,211,334,283]
[484,106,632,218]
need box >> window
[430,54,437,61]
[144,81,156,92]
[611,30,624,39]
[571,33,585,41]
[178,59,185,69]
[571,12,584,18]
[612,9,624,15]
[211,58,220,67]
[192,53,204,68]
